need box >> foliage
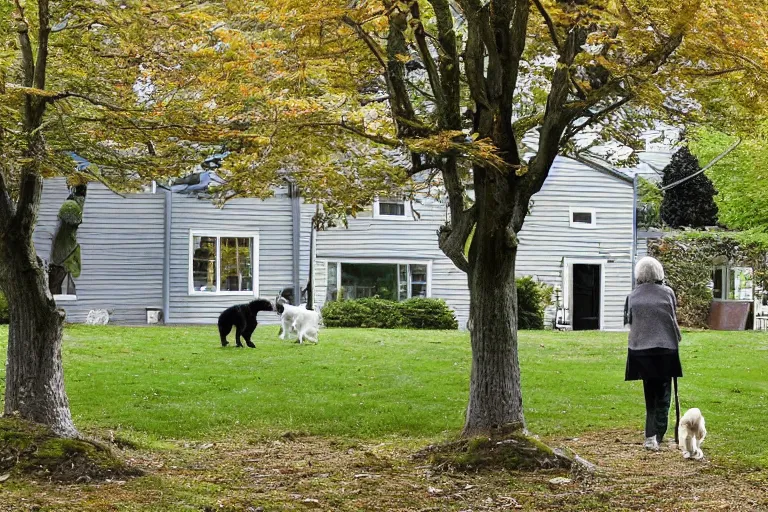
[398,298,459,330]
[649,232,768,327]
[516,277,553,330]
[0,292,8,324]
[690,127,768,231]
[660,147,719,228]
[637,178,663,230]
[322,297,457,330]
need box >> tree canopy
[660,147,719,228]
[690,127,768,232]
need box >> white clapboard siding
[167,192,294,324]
[313,155,634,330]
[33,178,166,324]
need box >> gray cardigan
[624,283,682,351]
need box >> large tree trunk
[463,219,524,436]
[0,222,78,438]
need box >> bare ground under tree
[1,427,765,511]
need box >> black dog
[217,299,273,348]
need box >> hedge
[649,231,768,327]
[322,297,458,330]
[321,276,552,331]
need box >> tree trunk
[0,227,78,438]
[463,220,524,436]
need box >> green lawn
[0,325,766,467]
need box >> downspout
[631,174,638,289]
[163,187,172,323]
[290,180,301,306]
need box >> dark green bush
[354,298,404,328]
[398,298,458,330]
[320,300,373,328]
[516,276,553,330]
[0,292,8,324]
[321,297,458,330]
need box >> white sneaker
[644,436,659,451]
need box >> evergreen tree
[661,147,719,228]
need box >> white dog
[277,299,320,344]
[678,408,707,460]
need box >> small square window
[569,208,596,228]
[374,197,410,218]
[572,212,592,224]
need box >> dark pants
[642,378,671,442]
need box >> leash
[673,376,680,444]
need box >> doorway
[572,264,601,330]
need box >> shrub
[320,300,373,328]
[0,292,8,324]
[516,276,552,330]
[354,298,404,328]
[321,297,458,330]
[399,298,458,330]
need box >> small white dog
[277,299,320,344]
[678,407,707,460]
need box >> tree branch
[33,0,51,91]
[563,95,632,141]
[439,203,475,273]
[531,0,562,54]
[293,121,402,147]
[13,0,35,88]
[341,15,387,70]
[12,171,42,237]
[0,170,15,230]
[409,2,446,123]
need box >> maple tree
[0,0,197,436]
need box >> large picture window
[189,232,258,295]
[325,261,430,302]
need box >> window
[569,207,596,228]
[712,264,753,301]
[373,197,411,219]
[189,232,257,295]
[325,261,430,301]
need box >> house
[33,154,637,330]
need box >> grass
[0,325,766,467]
[1,325,767,511]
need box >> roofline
[565,154,635,184]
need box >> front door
[572,264,601,330]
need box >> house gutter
[163,187,172,323]
[290,181,301,306]
[631,174,638,289]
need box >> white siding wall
[34,178,165,324]
[516,157,634,330]
[167,193,294,324]
[314,155,634,331]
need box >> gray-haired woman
[624,256,683,451]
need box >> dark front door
[572,264,601,330]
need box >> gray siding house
[34,154,636,330]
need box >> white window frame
[188,230,259,296]
[712,264,754,302]
[325,259,432,300]
[569,207,597,229]
[373,196,412,220]
[562,257,606,330]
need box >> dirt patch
[0,417,141,484]
[0,428,766,511]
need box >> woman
[624,256,683,451]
